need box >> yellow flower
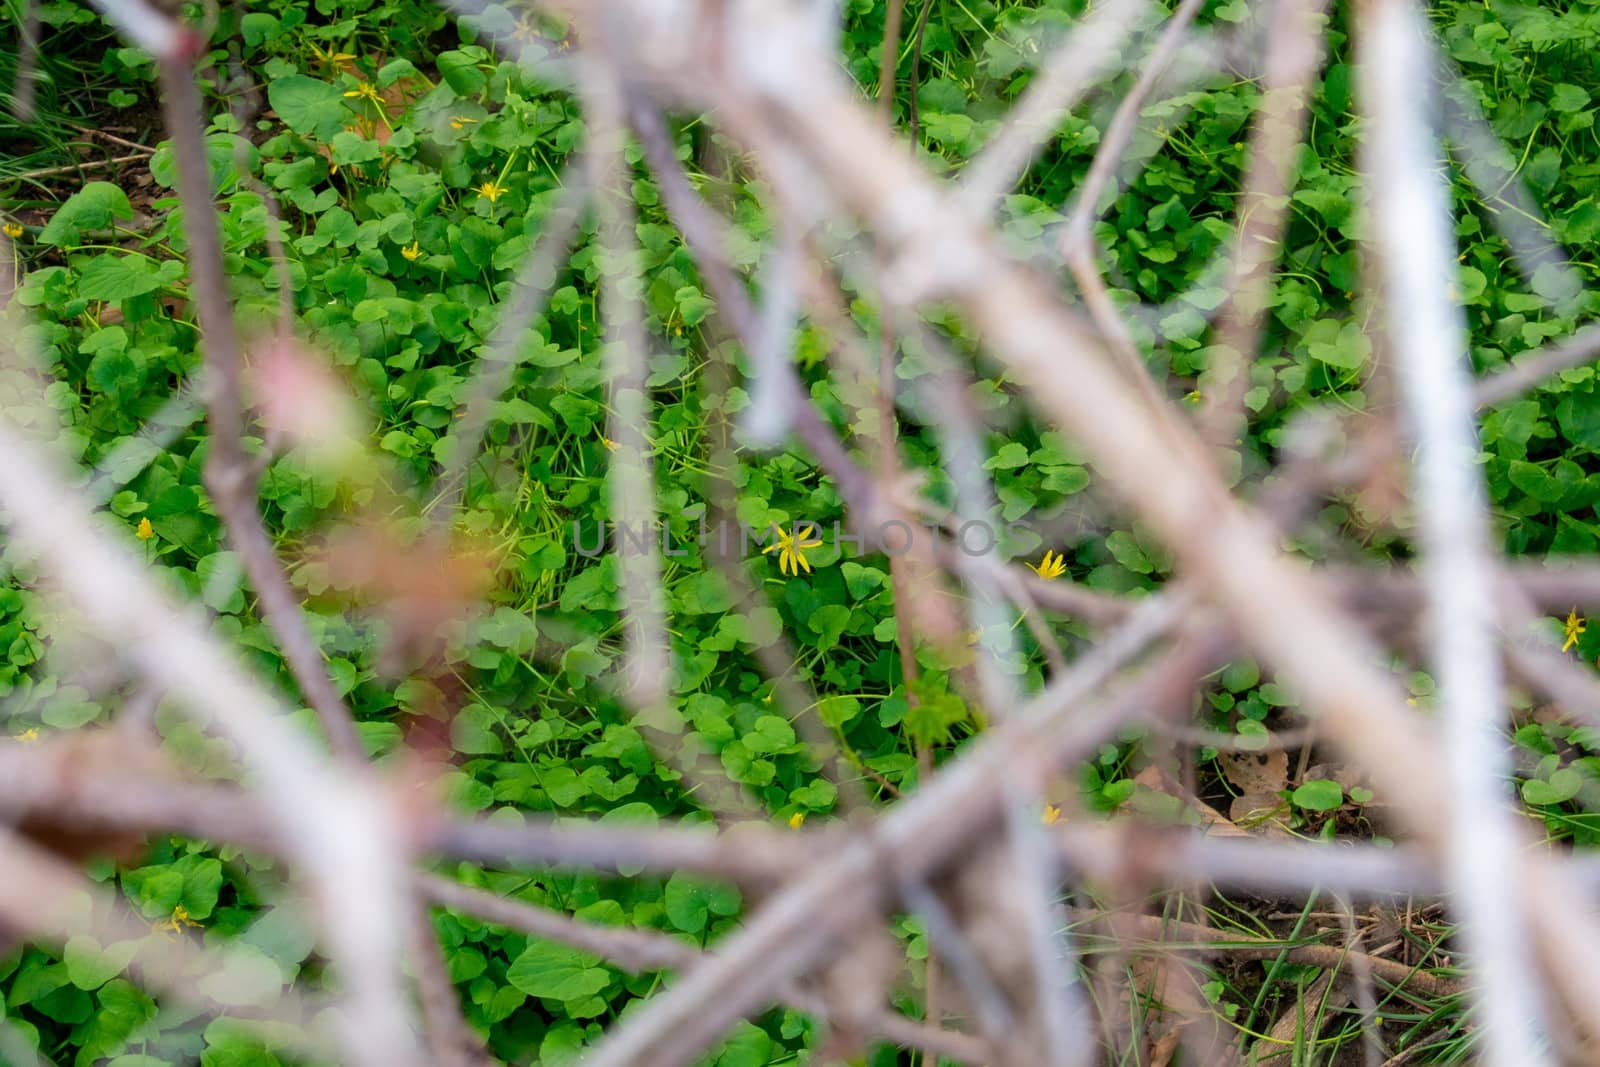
[1041,805,1062,826]
[136,517,155,541]
[449,115,479,130]
[600,435,618,452]
[2,222,21,239]
[154,905,202,935]
[788,811,805,829]
[401,241,422,261]
[343,81,382,106]
[1564,608,1587,653]
[1184,390,1203,405]
[308,41,356,66]
[762,522,823,577]
[512,12,544,44]
[1027,549,1066,581]
[14,728,38,744]
[477,180,505,202]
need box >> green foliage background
[4,0,1600,1062]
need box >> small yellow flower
[14,728,39,744]
[343,81,382,106]
[449,115,478,130]
[477,180,505,202]
[2,222,21,239]
[1184,390,1203,405]
[599,436,618,452]
[1028,549,1067,581]
[1565,608,1587,653]
[1041,805,1062,826]
[401,241,422,261]
[788,812,805,829]
[136,517,155,541]
[762,523,824,577]
[154,905,202,935]
[308,41,356,67]
[512,12,544,44]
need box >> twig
[82,0,189,59]
[424,814,805,886]
[429,172,588,519]
[420,873,990,1063]
[578,597,1206,1067]
[581,54,758,821]
[10,152,152,181]
[1357,4,1548,1062]
[905,0,938,148]
[0,404,419,1067]
[1058,0,1207,260]
[1474,321,1600,410]
[69,124,157,153]
[156,58,366,763]
[957,0,1151,215]
[1078,909,1469,1001]
[1197,0,1329,450]
[10,0,43,122]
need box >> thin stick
[957,0,1151,215]
[425,813,803,885]
[9,152,151,180]
[578,597,1201,1067]
[1357,3,1548,1062]
[156,59,366,763]
[1058,0,1207,260]
[420,873,990,1063]
[1197,0,1329,450]
[1079,909,1468,1000]
[429,172,588,520]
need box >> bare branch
[1358,3,1549,1060]
[156,58,366,763]
[958,0,1153,215]
[1197,0,1329,449]
[82,0,188,59]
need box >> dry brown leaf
[1251,972,1349,1064]
[1228,791,1295,838]
[1132,765,1250,838]
[1220,747,1289,795]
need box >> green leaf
[674,285,715,326]
[807,604,851,650]
[267,76,348,139]
[663,872,741,933]
[1304,319,1370,370]
[984,442,1031,470]
[715,1020,774,1067]
[1522,768,1583,806]
[1291,779,1343,812]
[64,937,137,990]
[506,941,611,1001]
[1557,391,1600,450]
[329,131,382,165]
[78,255,164,302]
[450,704,504,755]
[1105,530,1154,574]
[817,695,862,729]
[40,182,133,246]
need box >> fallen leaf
[1220,747,1289,795]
